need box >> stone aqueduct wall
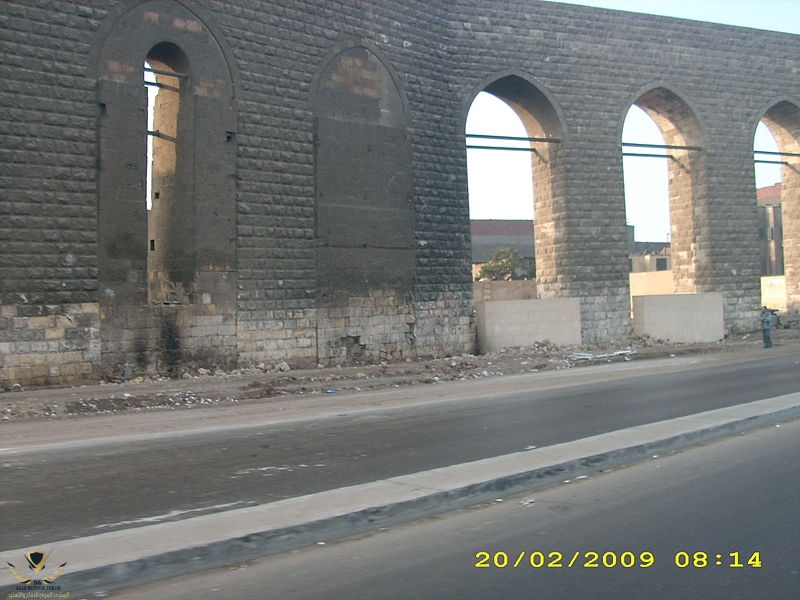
[1,0,798,386]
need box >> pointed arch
[465,73,566,298]
[755,99,800,311]
[312,42,414,300]
[312,41,416,363]
[311,38,409,123]
[94,0,238,373]
[464,70,567,140]
[621,84,708,293]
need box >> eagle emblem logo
[6,549,67,585]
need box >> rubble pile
[3,330,797,422]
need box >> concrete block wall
[629,272,674,297]
[632,293,724,343]
[477,297,582,353]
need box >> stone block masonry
[0,0,797,387]
[0,304,100,387]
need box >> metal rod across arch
[144,81,180,92]
[466,145,538,152]
[465,134,561,153]
[622,152,675,159]
[147,130,178,143]
[621,142,703,152]
[466,133,562,144]
[754,149,800,158]
[144,67,188,79]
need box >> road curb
[2,394,799,597]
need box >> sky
[467,0,799,242]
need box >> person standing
[759,306,775,348]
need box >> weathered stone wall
[0,303,100,387]
[447,0,798,340]
[0,0,798,387]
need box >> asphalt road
[107,418,800,600]
[2,352,799,550]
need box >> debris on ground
[2,330,798,422]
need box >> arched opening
[623,88,706,294]
[466,92,535,281]
[466,75,563,297]
[144,43,192,304]
[96,0,238,374]
[757,101,800,313]
[754,122,782,278]
[622,106,670,282]
[466,76,581,352]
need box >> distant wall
[474,280,537,303]
[629,271,673,297]
[761,276,787,312]
[632,294,724,343]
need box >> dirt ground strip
[2,329,799,423]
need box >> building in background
[470,220,535,279]
[626,225,671,273]
[757,183,783,276]
[472,182,781,281]
[470,220,672,277]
